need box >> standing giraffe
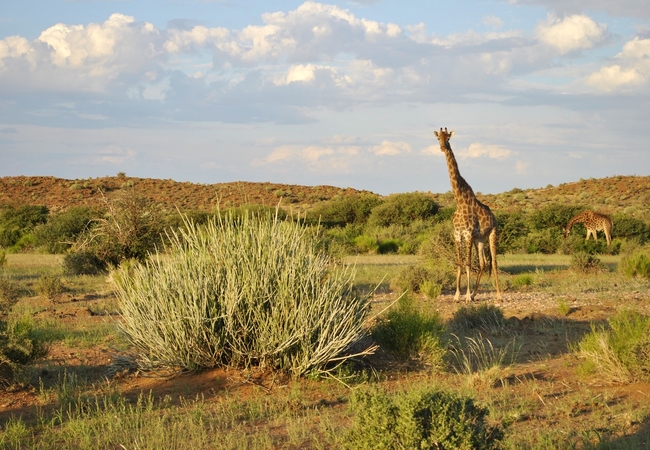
[564,210,613,246]
[434,127,501,302]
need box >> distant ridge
[1,175,649,220]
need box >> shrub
[371,295,445,364]
[35,275,66,300]
[570,252,606,273]
[113,211,372,375]
[307,194,383,227]
[0,248,6,268]
[320,224,364,257]
[354,235,380,254]
[511,273,534,289]
[449,304,506,334]
[612,215,650,244]
[0,205,49,248]
[377,238,401,254]
[520,229,563,254]
[494,211,529,253]
[527,203,584,232]
[1,315,49,386]
[576,310,650,383]
[73,188,163,267]
[420,280,442,300]
[0,275,20,309]
[33,206,95,254]
[344,387,504,450]
[391,265,430,294]
[619,252,650,279]
[62,251,107,275]
[367,192,438,227]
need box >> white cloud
[585,65,646,91]
[370,140,411,155]
[535,14,607,54]
[483,15,504,29]
[458,142,512,159]
[275,63,317,85]
[584,37,650,92]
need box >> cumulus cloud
[458,143,512,159]
[584,37,650,91]
[535,14,607,54]
[370,140,411,155]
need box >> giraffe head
[434,127,454,152]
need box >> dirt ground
[2,286,650,445]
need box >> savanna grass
[575,309,650,383]
[113,211,373,376]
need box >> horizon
[1,1,650,196]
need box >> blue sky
[1,1,649,195]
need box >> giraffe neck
[443,145,475,204]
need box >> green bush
[527,203,584,232]
[320,224,364,257]
[354,235,380,254]
[576,310,650,383]
[511,273,534,289]
[33,206,95,254]
[367,192,438,227]
[307,194,383,227]
[73,188,163,267]
[371,295,445,363]
[63,252,107,275]
[377,238,401,254]
[35,275,66,300]
[494,211,529,253]
[0,248,6,268]
[1,315,49,386]
[570,252,606,273]
[520,228,563,254]
[344,387,504,450]
[0,205,49,249]
[612,215,650,244]
[619,252,650,279]
[0,275,20,311]
[113,211,372,375]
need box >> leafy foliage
[307,194,382,227]
[33,206,95,254]
[570,252,606,273]
[371,295,445,363]
[0,205,49,249]
[619,252,650,279]
[1,315,49,386]
[344,387,504,450]
[367,192,439,227]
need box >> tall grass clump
[575,310,650,383]
[371,295,445,366]
[113,211,373,376]
[619,252,650,279]
[344,386,504,450]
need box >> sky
[1,1,649,196]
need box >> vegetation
[113,211,372,375]
[576,310,650,383]
[345,387,504,450]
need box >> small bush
[619,252,650,279]
[391,265,430,294]
[366,192,439,227]
[1,315,49,386]
[354,235,379,254]
[0,275,20,310]
[63,252,107,276]
[35,275,66,300]
[570,252,606,273]
[449,304,506,334]
[576,310,650,383]
[377,238,400,254]
[420,280,442,300]
[0,249,6,268]
[557,298,571,316]
[344,387,504,450]
[33,206,95,254]
[307,194,383,227]
[371,295,445,364]
[511,273,534,289]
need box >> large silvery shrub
[112,211,373,376]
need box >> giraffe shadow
[500,264,568,275]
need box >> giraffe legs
[473,241,486,301]
[454,238,463,302]
[464,238,473,303]
[489,228,501,302]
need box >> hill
[1,174,649,220]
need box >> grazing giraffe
[564,210,613,246]
[434,127,501,303]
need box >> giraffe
[564,210,613,246]
[434,127,501,303]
